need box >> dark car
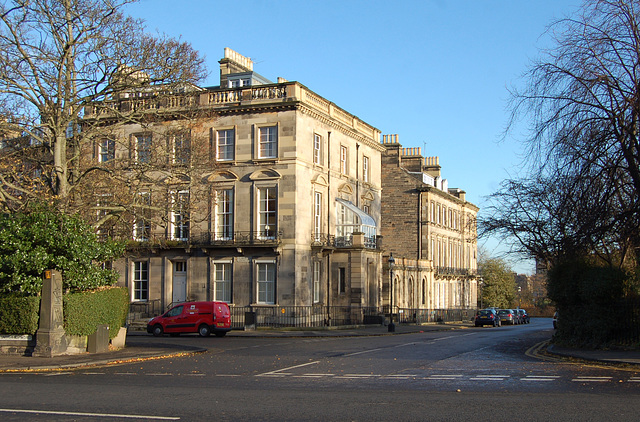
[497,309,518,325]
[474,309,501,327]
[517,309,530,324]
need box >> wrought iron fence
[127,299,163,324]
[127,301,478,330]
[229,306,383,329]
[396,308,477,324]
[228,305,475,329]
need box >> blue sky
[126,0,582,274]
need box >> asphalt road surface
[1,318,640,421]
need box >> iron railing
[228,305,475,329]
[434,267,477,277]
[127,299,163,324]
[127,230,282,249]
[127,301,479,330]
[396,308,477,324]
[229,306,381,329]
[311,233,381,250]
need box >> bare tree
[0,0,207,219]
[484,0,640,268]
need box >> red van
[147,301,231,337]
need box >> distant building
[380,135,479,311]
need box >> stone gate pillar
[32,270,67,357]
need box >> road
[1,318,640,421]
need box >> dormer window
[228,77,251,88]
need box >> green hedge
[0,296,41,335]
[64,287,129,339]
[548,259,632,347]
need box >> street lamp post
[388,253,395,333]
[478,277,484,309]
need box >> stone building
[380,135,479,313]
[87,48,385,322]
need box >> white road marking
[469,375,510,381]
[520,376,559,382]
[342,374,381,377]
[572,376,612,382]
[0,408,179,420]
[426,374,464,380]
[385,374,417,377]
[257,360,319,376]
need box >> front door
[172,261,187,303]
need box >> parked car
[147,301,231,337]
[553,311,558,329]
[517,309,530,324]
[497,309,518,325]
[512,310,522,325]
[474,309,501,327]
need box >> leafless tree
[0,0,208,226]
[483,0,640,269]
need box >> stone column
[33,270,68,357]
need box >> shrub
[0,295,41,335]
[64,287,129,339]
[0,203,125,295]
[548,258,630,347]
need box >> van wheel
[152,325,163,337]
[215,331,227,337]
[198,324,211,337]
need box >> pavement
[1,322,639,372]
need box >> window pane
[217,129,235,161]
[257,263,275,304]
[258,187,276,239]
[259,126,277,158]
[174,133,190,165]
[171,191,189,240]
[314,192,322,240]
[99,139,115,162]
[363,156,369,182]
[133,192,151,241]
[214,263,232,303]
[313,261,320,303]
[214,189,234,240]
[136,135,151,164]
[313,134,321,165]
[134,261,149,301]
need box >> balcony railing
[192,231,283,247]
[83,82,378,142]
[434,267,476,277]
[127,230,283,249]
[311,233,380,250]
